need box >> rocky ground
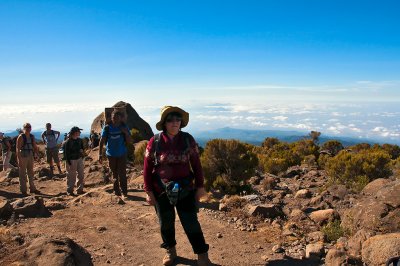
[0,146,399,266]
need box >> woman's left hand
[195,187,206,202]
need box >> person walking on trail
[143,106,212,266]
[0,132,17,171]
[41,123,62,175]
[64,126,85,196]
[16,123,40,196]
[98,110,131,199]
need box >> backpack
[152,132,191,166]
[103,125,127,143]
[152,132,193,205]
[20,134,34,148]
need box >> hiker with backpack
[143,106,212,266]
[0,132,17,171]
[16,123,40,196]
[64,126,85,196]
[41,123,62,175]
[98,110,132,198]
[89,130,100,149]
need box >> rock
[97,226,107,232]
[325,248,348,266]
[362,233,400,266]
[347,229,375,257]
[6,168,19,178]
[307,231,326,243]
[91,101,153,140]
[294,189,311,199]
[283,166,305,178]
[0,199,13,220]
[249,176,262,185]
[218,203,228,212]
[272,244,284,253]
[18,237,93,266]
[216,233,223,238]
[342,179,400,233]
[306,242,324,260]
[362,178,391,196]
[247,204,284,219]
[309,209,339,225]
[327,184,349,200]
[11,196,51,218]
[45,201,67,211]
[38,167,52,178]
[309,195,323,205]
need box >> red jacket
[143,131,204,193]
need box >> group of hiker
[0,106,212,266]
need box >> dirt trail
[0,176,292,266]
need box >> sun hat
[155,106,189,131]
[70,126,83,134]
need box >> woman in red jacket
[143,106,211,266]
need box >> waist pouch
[159,176,194,206]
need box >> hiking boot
[162,246,177,266]
[67,191,75,196]
[21,192,28,197]
[77,190,85,195]
[197,252,211,266]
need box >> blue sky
[0,1,399,142]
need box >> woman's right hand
[146,192,156,205]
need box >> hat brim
[156,106,189,131]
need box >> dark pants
[155,190,209,254]
[107,155,127,195]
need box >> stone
[309,209,339,225]
[327,184,349,200]
[0,199,13,220]
[91,101,153,140]
[218,203,228,212]
[342,179,400,233]
[306,242,324,260]
[294,189,312,199]
[272,244,284,253]
[11,196,51,218]
[325,248,348,266]
[97,226,107,232]
[307,231,326,243]
[38,167,52,178]
[22,237,93,266]
[362,233,400,266]
[247,204,284,219]
[347,229,375,257]
[6,168,19,178]
[216,233,223,238]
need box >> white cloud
[272,116,288,121]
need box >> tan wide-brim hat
[156,106,189,131]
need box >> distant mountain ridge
[192,127,384,147]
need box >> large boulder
[20,237,92,266]
[11,196,51,218]
[362,233,400,266]
[341,179,400,233]
[347,229,375,257]
[90,101,154,140]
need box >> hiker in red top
[143,106,212,266]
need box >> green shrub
[325,149,392,191]
[321,140,344,156]
[201,139,258,194]
[321,220,345,242]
